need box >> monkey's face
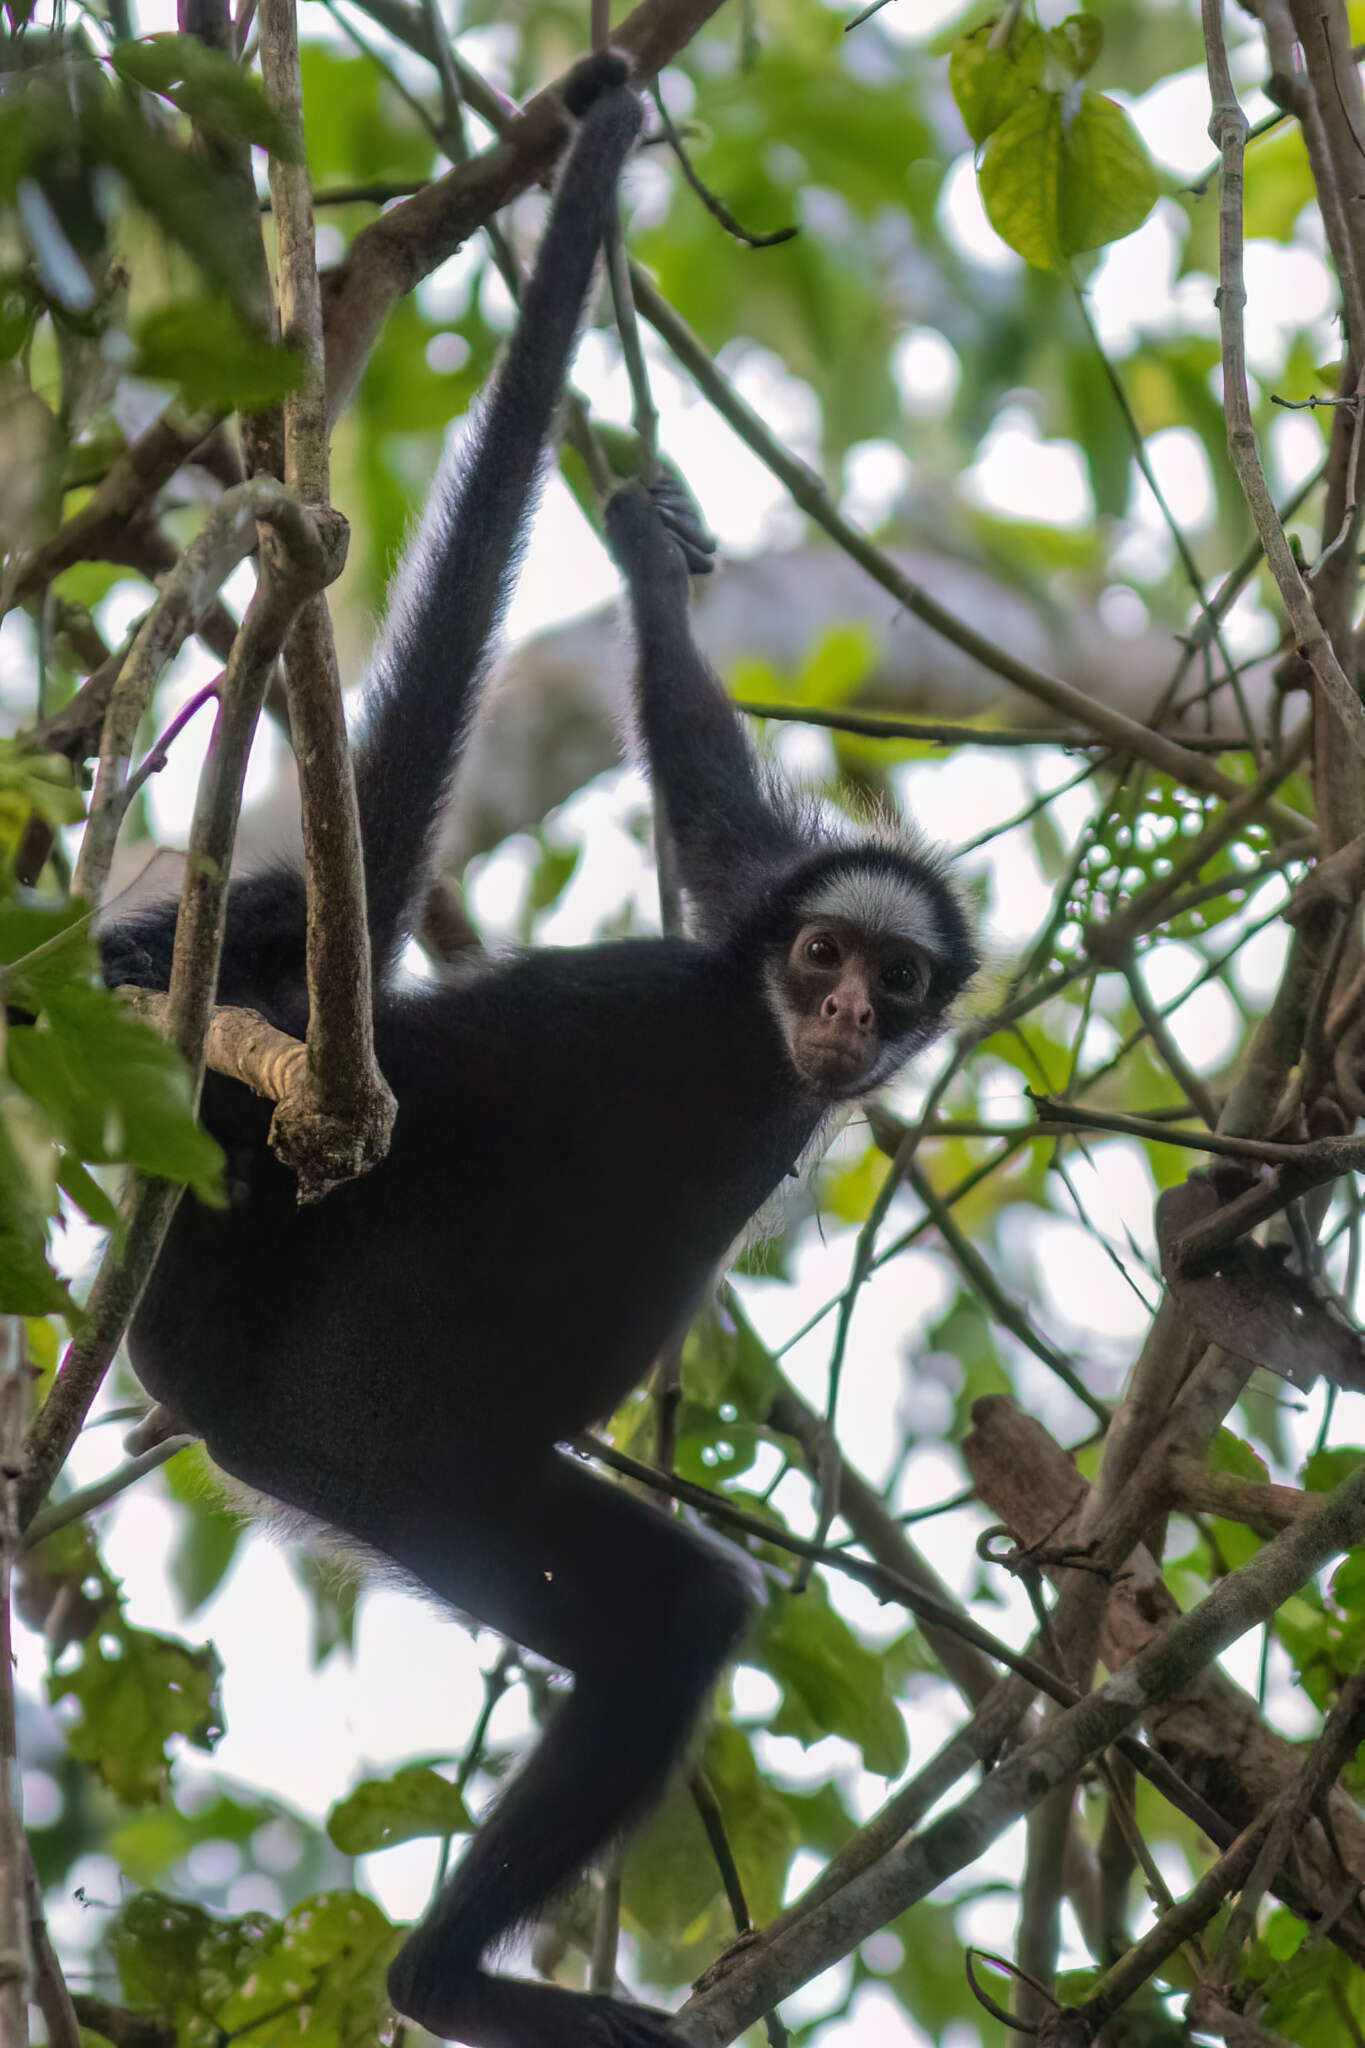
[773,920,935,1100]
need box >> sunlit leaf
[979,89,1160,272]
[1049,14,1103,77]
[48,1619,224,1804]
[327,1765,471,1854]
[949,18,1046,146]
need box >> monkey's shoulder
[370,933,793,1147]
[378,934,744,1062]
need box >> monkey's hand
[605,474,717,583]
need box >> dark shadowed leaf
[1157,1176,1365,1391]
[0,1088,70,1314]
[135,299,301,410]
[113,34,295,157]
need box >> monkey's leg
[371,1449,754,2047]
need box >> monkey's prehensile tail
[353,56,642,973]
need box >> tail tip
[561,48,632,117]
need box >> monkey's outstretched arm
[354,57,643,972]
[606,479,805,936]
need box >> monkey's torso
[127,934,820,1515]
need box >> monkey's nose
[821,989,874,1031]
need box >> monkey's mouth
[793,1037,878,1095]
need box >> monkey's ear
[561,48,633,118]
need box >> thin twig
[23,1435,195,1550]
[1204,3,1365,779]
[631,264,1311,834]
[651,83,796,246]
[0,1322,30,2041]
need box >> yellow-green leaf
[979,89,1159,273]
[1049,14,1103,78]
[949,18,1046,145]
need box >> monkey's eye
[804,934,841,968]
[880,957,927,999]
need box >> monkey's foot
[650,474,717,576]
[390,1967,678,2046]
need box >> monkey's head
[761,848,977,1101]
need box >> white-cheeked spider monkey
[100,50,978,2048]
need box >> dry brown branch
[1204,0,1365,846]
[679,1447,1365,2043]
[20,494,347,1528]
[68,1997,175,2048]
[320,0,730,417]
[1167,1457,1307,1535]
[72,478,318,906]
[27,1847,79,2048]
[260,0,396,1197]
[118,987,309,1105]
[964,1397,1365,1959]
[0,1321,30,2040]
[4,405,219,615]
[630,265,1310,832]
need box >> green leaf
[85,95,273,319]
[112,1786,288,1888]
[681,1299,778,1417]
[949,19,1046,147]
[795,623,878,708]
[111,1889,396,2048]
[1303,1446,1365,1493]
[216,1892,396,2046]
[113,35,296,157]
[112,1890,260,2040]
[165,1444,245,1613]
[1209,1428,1269,1483]
[0,896,94,1006]
[1242,123,1316,242]
[134,299,301,411]
[0,740,84,862]
[1264,1906,1308,1961]
[979,90,1160,273]
[1049,14,1103,78]
[56,1153,119,1230]
[291,1548,360,1663]
[624,1723,798,1941]
[49,1623,224,1803]
[0,1087,70,1315]
[8,980,224,1198]
[0,284,33,361]
[326,1765,471,1855]
[525,839,580,922]
[753,1578,909,1776]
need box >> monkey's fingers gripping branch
[605,477,716,584]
